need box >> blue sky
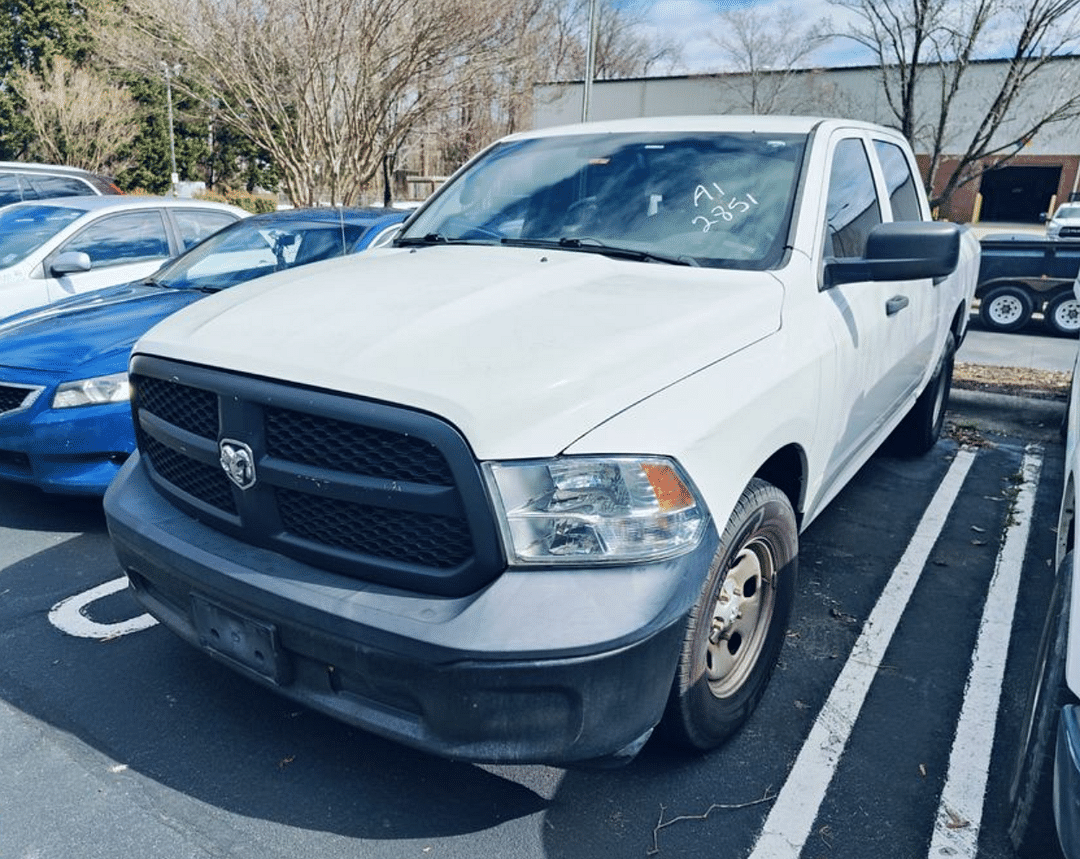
[624,0,880,74]
[624,0,1061,75]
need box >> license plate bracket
[190,595,290,684]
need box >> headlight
[485,456,708,565]
[52,372,131,409]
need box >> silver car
[0,195,246,320]
[0,161,122,208]
[1008,279,1079,857]
[1047,203,1080,240]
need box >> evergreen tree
[0,0,96,158]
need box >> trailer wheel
[979,284,1034,333]
[1046,290,1080,337]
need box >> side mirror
[1040,212,1049,223]
[825,222,960,287]
[48,250,92,276]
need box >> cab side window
[873,140,924,222]
[60,211,171,267]
[825,138,882,259]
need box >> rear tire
[980,285,1034,332]
[661,479,797,751]
[1007,553,1073,858]
[894,333,954,456]
[1046,291,1080,337]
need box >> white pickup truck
[104,116,979,765]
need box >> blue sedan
[0,206,408,495]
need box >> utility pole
[161,62,181,197]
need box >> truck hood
[0,282,204,375]
[136,245,784,458]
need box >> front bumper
[105,454,717,764]
[0,395,133,495]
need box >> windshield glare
[0,205,82,269]
[153,219,368,290]
[1056,205,1080,220]
[403,131,807,268]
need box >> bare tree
[832,0,1080,211]
[711,3,832,113]
[98,0,507,206]
[423,0,681,182]
[547,0,681,81]
[10,56,140,172]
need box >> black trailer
[976,233,1080,335]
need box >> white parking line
[48,576,159,640]
[0,528,80,572]
[927,445,1043,858]
[748,448,978,859]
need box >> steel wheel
[705,539,777,697]
[979,285,1034,333]
[1046,291,1080,337]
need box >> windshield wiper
[395,233,448,247]
[395,233,495,247]
[500,236,697,267]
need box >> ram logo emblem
[219,439,257,490]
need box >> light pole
[160,62,181,197]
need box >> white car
[1047,203,1080,240]
[0,195,247,320]
[1009,278,1079,857]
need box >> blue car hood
[0,282,205,375]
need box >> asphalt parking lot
[0,328,1073,859]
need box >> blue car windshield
[0,205,82,269]
[402,131,807,269]
[150,219,369,291]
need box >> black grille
[266,407,454,484]
[136,376,218,439]
[142,433,237,514]
[130,358,503,596]
[278,489,472,568]
[0,384,35,414]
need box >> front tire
[980,284,1034,332]
[662,479,797,751]
[1008,553,1074,858]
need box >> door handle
[886,295,910,315]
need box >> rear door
[815,132,928,483]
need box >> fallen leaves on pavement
[953,362,1071,400]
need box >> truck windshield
[0,204,82,269]
[402,131,807,269]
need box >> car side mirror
[825,222,961,287]
[48,250,93,276]
[1040,212,1049,223]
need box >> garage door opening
[978,165,1062,222]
